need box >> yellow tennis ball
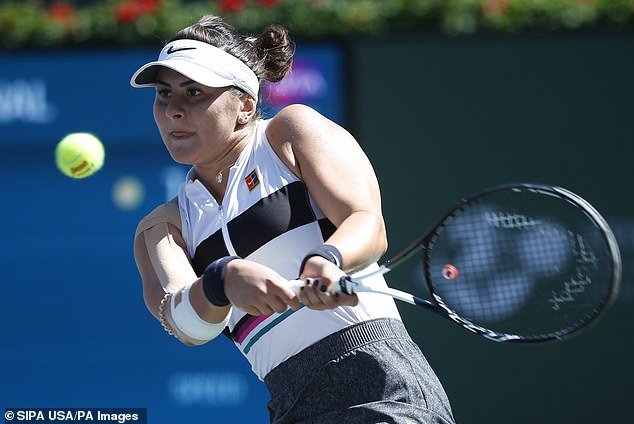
[55,132,105,178]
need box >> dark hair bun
[253,24,294,83]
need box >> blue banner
[0,45,344,147]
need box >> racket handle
[287,278,347,295]
[288,279,305,295]
[288,276,417,306]
[338,276,357,295]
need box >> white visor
[130,39,259,100]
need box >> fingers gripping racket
[294,183,621,343]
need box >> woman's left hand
[298,256,358,310]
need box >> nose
[165,98,185,119]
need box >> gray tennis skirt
[264,318,455,424]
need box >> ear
[237,96,257,125]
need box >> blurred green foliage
[1,0,633,49]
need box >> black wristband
[202,256,241,307]
[299,244,343,275]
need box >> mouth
[170,130,194,139]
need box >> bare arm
[133,206,231,346]
[134,204,302,328]
[266,104,387,307]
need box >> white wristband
[170,284,231,342]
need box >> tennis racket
[292,183,621,343]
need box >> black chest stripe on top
[227,215,336,342]
[192,180,328,276]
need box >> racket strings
[426,191,614,339]
[435,208,537,323]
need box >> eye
[155,87,171,98]
[186,87,203,97]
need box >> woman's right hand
[223,259,302,316]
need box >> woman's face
[152,67,243,166]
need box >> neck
[192,134,250,201]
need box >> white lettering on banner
[0,79,57,124]
[168,371,249,406]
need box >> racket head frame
[386,182,622,343]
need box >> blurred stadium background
[1,1,633,423]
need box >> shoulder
[265,105,348,167]
[262,105,321,176]
[266,104,328,138]
[134,198,181,240]
[266,104,343,148]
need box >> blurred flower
[47,2,76,27]
[219,0,247,13]
[483,0,510,15]
[139,0,161,13]
[115,0,160,23]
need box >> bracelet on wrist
[158,291,176,337]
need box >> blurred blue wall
[0,45,344,423]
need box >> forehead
[154,67,195,86]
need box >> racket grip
[287,278,349,295]
[338,276,358,295]
[288,279,305,295]
[287,278,328,294]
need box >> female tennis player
[131,14,455,424]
